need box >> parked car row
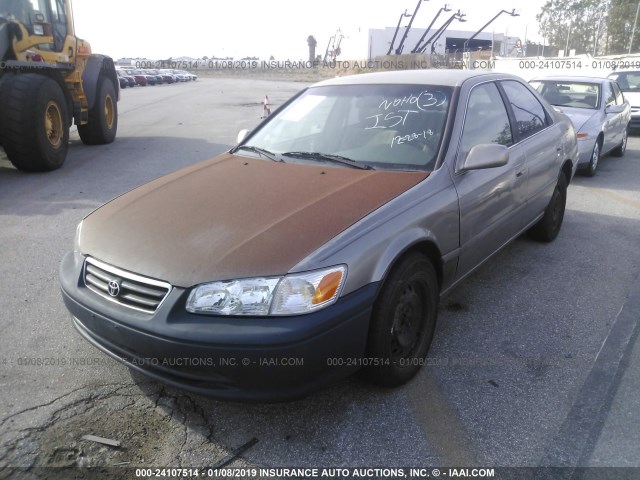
[530,74,632,177]
[116,68,197,88]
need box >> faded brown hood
[80,154,428,287]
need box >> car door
[612,81,631,134]
[499,80,563,220]
[602,81,621,151]
[452,81,528,279]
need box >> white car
[607,70,640,130]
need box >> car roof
[608,69,640,74]
[313,69,522,88]
[530,75,609,83]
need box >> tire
[360,253,439,387]
[527,173,568,243]
[611,127,628,157]
[584,140,600,177]
[78,76,118,145]
[0,74,69,171]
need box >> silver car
[60,70,579,400]
[530,76,631,176]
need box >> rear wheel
[527,173,568,242]
[360,253,439,387]
[78,76,118,145]
[0,74,69,171]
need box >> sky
[72,0,549,61]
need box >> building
[368,27,522,59]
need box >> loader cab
[0,0,69,51]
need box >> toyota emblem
[107,279,121,297]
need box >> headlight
[74,221,83,252]
[186,265,346,316]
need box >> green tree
[607,0,640,53]
[537,0,607,54]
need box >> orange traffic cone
[262,95,271,118]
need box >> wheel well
[386,241,444,292]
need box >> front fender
[82,55,119,110]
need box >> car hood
[79,153,428,287]
[556,106,598,132]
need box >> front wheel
[527,173,568,242]
[584,140,600,177]
[360,253,439,387]
[611,128,628,157]
[78,76,118,145]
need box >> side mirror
[605,104,625,114]
[237,129,250,143]
[461,144,509,171]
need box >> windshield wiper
[234,145,283,162]
[281,152,375,170]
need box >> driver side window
[460,82,513,161]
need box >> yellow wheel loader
[0,0,118,171]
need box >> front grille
[83,257,171,314]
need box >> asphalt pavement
[0,77,639,476]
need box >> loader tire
[78,75,118,145]
[0,74,69,171]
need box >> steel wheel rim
[390,282,426,360]
[550,185,563,227]
[104,94,115,129]
[45,101,63,148]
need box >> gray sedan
[530,76,631,176]
[60,70,579,400]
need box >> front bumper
[60,252,377,401]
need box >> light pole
[594,3,606,56]
[412,3,452,53]
[430,13,467,54]
[565,18,572,55]
[630,1,640,54]
[396,0,429,55]
[387,10,412,55]
[418,10,466,54]
[463,9,519,52]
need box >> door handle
[516,170,524,178]
[556,147,562,156]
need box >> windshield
[531,80,600,110]
[242,84,452,171]
[0,0,52,27]
[608,71,640,92]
